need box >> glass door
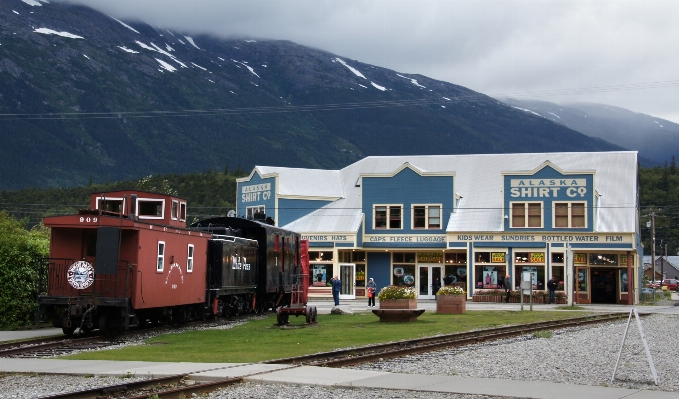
[339,263,356,300]
[418,264,443,299]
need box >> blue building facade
[236,153,641,304]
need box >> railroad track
[38,374,243,399]
[0,315,259,358]
[265,313,635,367]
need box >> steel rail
[37,375,185,399]
[265,313,632,367]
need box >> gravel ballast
[353,313,679,392]
[1,313,676,398]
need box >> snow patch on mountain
[333,58,366,79]
[244,40,256,43]
[371,82,386,91]
[34,28,83,39]
[22,0,42,6]
[512,106,541,117]
[135,41,187,68]
[117,46,139,54]
[177,38,185,45]
[184,36,200,49]
[110,16,139,34]
[548,112,561,119]
[165,44,174,52]
[166,30,174,37]
[396,73,425,88]
[232,60,259,78]
[156,58,176,72]
[12,10,19,15]
[83,54,89,59]
[358,84,367,88]
[135,40,155,51]
[191,62,207,71]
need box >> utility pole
[650,209,656,300]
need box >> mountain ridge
[0,0,623,189]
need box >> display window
[475,264,507,289]
[589,254,617,265]
[309,251,334,287]
[412,204,442,229]
[515,265,545,290]
[392,252,416,287]
[554,202,586,228]
[551,266,565,290]
[374,205,402,229]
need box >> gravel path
[352,313,679,392]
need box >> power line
[0,76,678,121]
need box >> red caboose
[37,190,211,335]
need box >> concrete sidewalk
[0,359,672,399]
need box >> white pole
[566,244,573,306]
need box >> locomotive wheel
[312,306,318,322]
[305,307,312,324]
[99,313,120,337]
[276,308,288,325]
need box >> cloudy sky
[62,0,679,123]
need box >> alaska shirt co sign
[510,178,588,198]
[451,233,633,243]
[241,183,272,203]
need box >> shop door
[575,267,591,304]
[339,263,356,300]
[591,269,616,304]
[418,265,443,299]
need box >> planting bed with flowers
[436,286,466,296]
[377,285,416,300]
[472,290,567,303]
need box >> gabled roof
[275,151,637,234]
[242,166,344,199]
[642,256,679,278]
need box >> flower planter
[380,299,417,309]
[436,295,466,314]
[372,308,425,322]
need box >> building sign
[301,234,356,243]
[491,252,505,263]
[418,252,443,263]
[574,253,587,264]
[530,253,545,263]
[365,234,446,243]
[451,234,632,243]
[241,183,272,203]
[509,179,588,198]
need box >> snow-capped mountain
[0,0,622,189]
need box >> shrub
[0,212,50,329]
[437,286,466,295]
[377,285,416,300]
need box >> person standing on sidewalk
[547,276,558,304]
[331,275,341,306]
[503,274,512,303]
[366,278,377,307]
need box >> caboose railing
[40,258,132,299]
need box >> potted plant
[377,285,417,309]
[436,286,466,313]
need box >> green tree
[0,212,50,328]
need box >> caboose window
[96,197,125,214]
[187,244,194,272]
[171,200,179,220]
[179,202,187,221]
[138,199,165,219]
[157,241,165,272]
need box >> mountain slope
[0,0,624,189]
[501,98,678,166]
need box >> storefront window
[475,265,506,289]
[551,253,564,263]
[514,265,545,290]
[310,264,331,287]
[551,266,564,290]
[445,253,466,264]
[310,251,333,262]
[393,265,416,287]
[339,251,367,290]
[474,252,490,263]
[576,268,588,292]
[393,252,416,263]
[589,254,617,265]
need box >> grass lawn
[64,310,587,363]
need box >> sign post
[611,308,658,385]
[520,272,532,311]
